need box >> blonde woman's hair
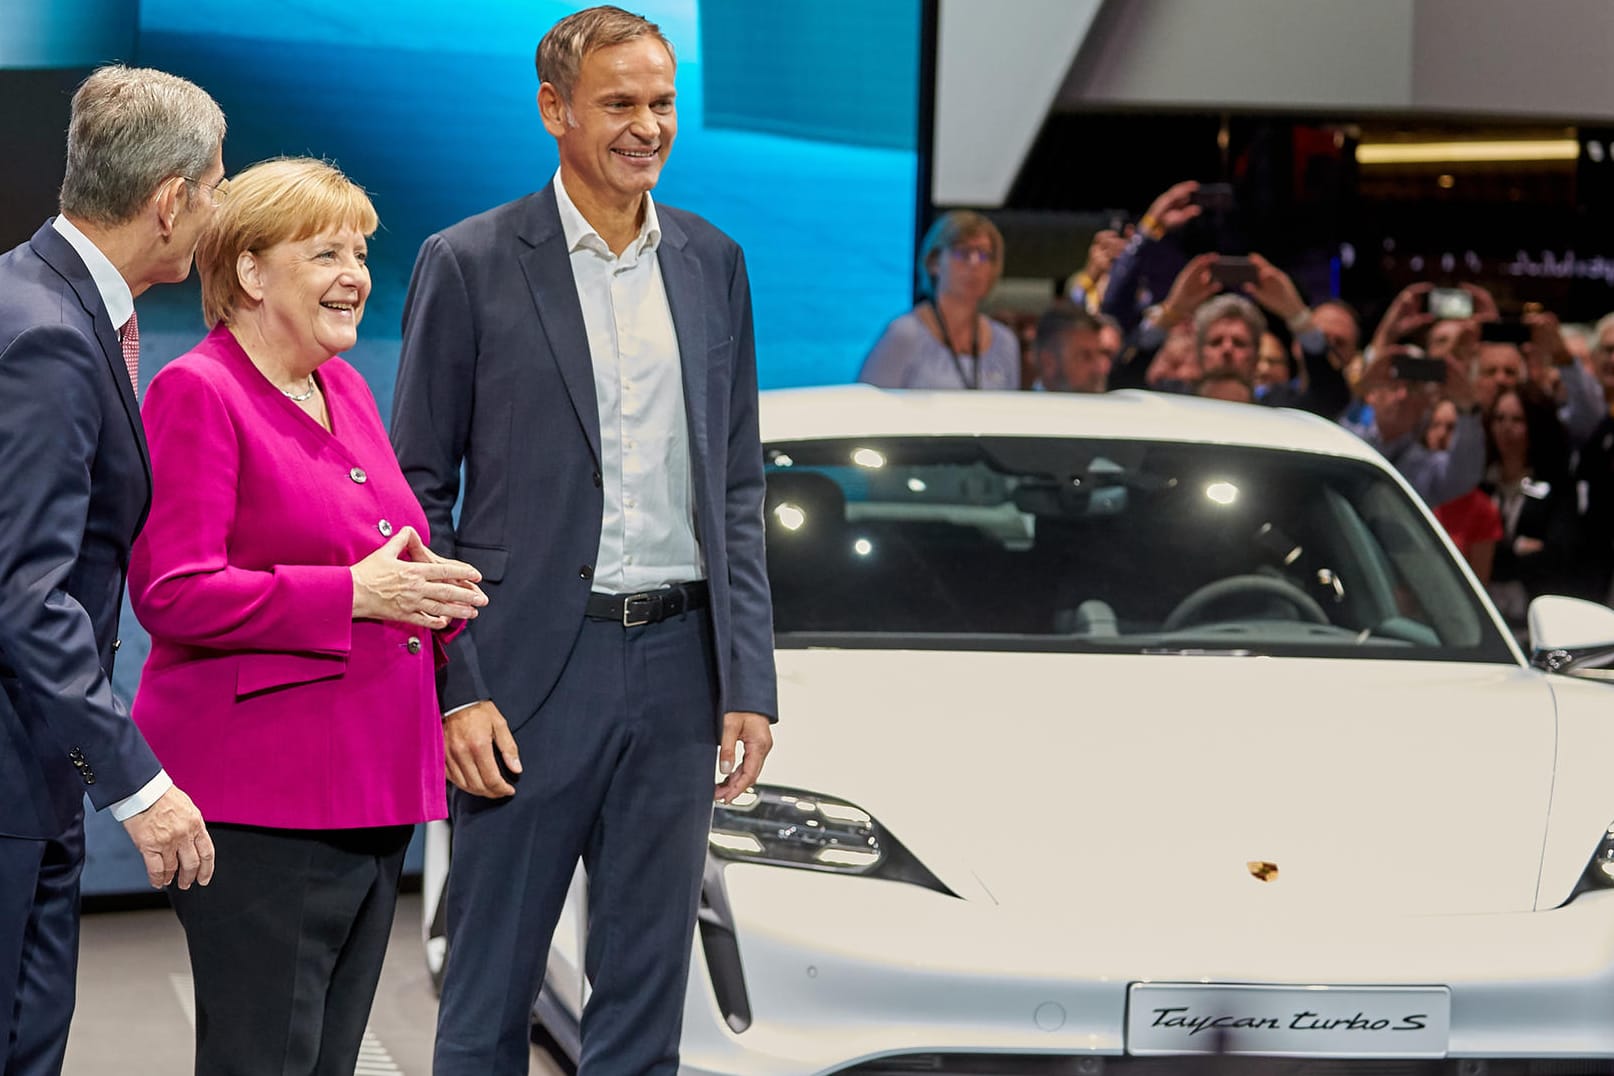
[196,157,377,328]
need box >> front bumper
[675,868,1614,1076]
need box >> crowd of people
[858,180,1614,629]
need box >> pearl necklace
[282,376,317,402]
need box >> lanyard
[931,302,980,390]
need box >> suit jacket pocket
[456,542,508,583]
[236,651,347,699]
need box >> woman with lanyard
[859,210,1021,390]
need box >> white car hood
[766,649,1556,917]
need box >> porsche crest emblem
[1247,860,1279,883]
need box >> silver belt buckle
[622,592,656,627]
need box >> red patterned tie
[119,310,139,397]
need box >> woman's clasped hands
[350,526,487,628]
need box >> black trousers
[169,823,411,1076]
[0,821,83,1076]
[433,608,720,1075]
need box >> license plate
[1127,983,1450,1057]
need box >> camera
[1480,321,1532,345]
[1209,255,1259,288]
[1189,183,1235,212]
[1426,287,1473,320]
[1388,346,1447,383]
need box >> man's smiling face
[546,35,677,211]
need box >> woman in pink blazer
[129,157,486,1075]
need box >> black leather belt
[585,581,708,627]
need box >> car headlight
[710,784,955,896]
[1575,822,1614,896]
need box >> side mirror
[1528,595,1614,674]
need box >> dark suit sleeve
[1109,321,1164,391]
[392,233,489,711]
[721,247,780,720]
[1288,328,1351,419]
[0,324,159,806]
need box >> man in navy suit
[0,66,224,1075]
[392,6,778,1072]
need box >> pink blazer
[130,324,449,829]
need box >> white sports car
[425,386,1614,1074]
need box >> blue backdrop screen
[135,0,920,399]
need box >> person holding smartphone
[1110,251,1348,417]
[1348,343,1485,507]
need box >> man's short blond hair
[536,5,675,103]
[197,157,378,328]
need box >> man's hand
[121,786,214,890]
[1444,347,1477,411]
[1357,346,1431,444]
[1243,253,1307,322]
[1081,229,1127,282]
[1157,252,1221,326]
[351,526,487,629]
[1461,282,1501,324]
[1371,282,1436,354]
[443,699,522,798]
[1144,180,1203,235]
[715,711,772,804]
[1524,309,1572,371]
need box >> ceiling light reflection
[710,831,765,855]
[816,847,881,868]
[774,503,806,531]
[1205,482,1239,506]
[852,448,886,469]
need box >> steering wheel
[1161,574,1330,632]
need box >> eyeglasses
[947,245,995,266]
[183,174,231,207]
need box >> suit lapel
[31,223,153,523]
[516,188,601,466]
[656,213,710,473]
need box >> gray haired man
[0,64,225,1076]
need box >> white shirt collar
[552,169,662,258]
[51,214,135,331]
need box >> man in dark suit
[392,7,777,1073]
[0,65,224,1075]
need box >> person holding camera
[1109,250,1348,417]
[1096,180,1204,334]
[1376,282,1601,449]
[1349,342,1485,507]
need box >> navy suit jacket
[0,222,162,840]
[392,185,777,732]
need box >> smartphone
[1480,320,1532,345]
[1102,209,1129,233]
[1389,355,1448,383]
[1190,183,1235,212]
[1427,287,1474,320]
[1210,255,1259,288]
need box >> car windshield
[763,436,1514,662]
